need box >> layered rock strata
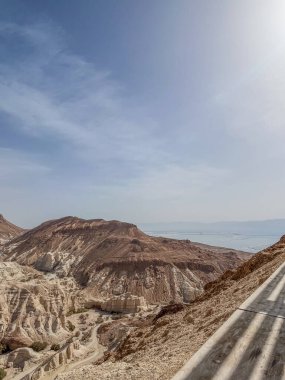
[0,263,80,349]
[2,216,250,305]
[100,294,147,314]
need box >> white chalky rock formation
[0,263,80,349]
[100,293,147,313]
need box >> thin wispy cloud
[0,22,162,165]
[0,21,226,225]
[1,1,285,226]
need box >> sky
[1,0,285,227]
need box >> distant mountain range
[139,219,285,236]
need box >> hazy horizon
[3,211,284,252]
[4,211,285,232]
[2,1,285,227]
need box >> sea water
[141,230,280,253]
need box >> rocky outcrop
[7,347,38,370]
[0,214,24,243]
[83,261,206,304]
[0,262,41,282]
[0,263,80,350]
[100,294,147,313]
[16,339,81,380]
[2,216,250,305]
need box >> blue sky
[1,0,285,227]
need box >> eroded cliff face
[0,214,24,243]
[2,216,250,305]
[83,262,204,304]
[0,262,79,350]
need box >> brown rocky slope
[0,214,24,243]
[55,234,285,380]
[2,216,250,304]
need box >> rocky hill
[0,214,24,243]
[2,216,250,304]
[0,215,253,379]
[54,234,285,380]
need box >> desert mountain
[55,236,285,380]
[2,215,277,380]
[2,216,250,304]
[0,214,23,243]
